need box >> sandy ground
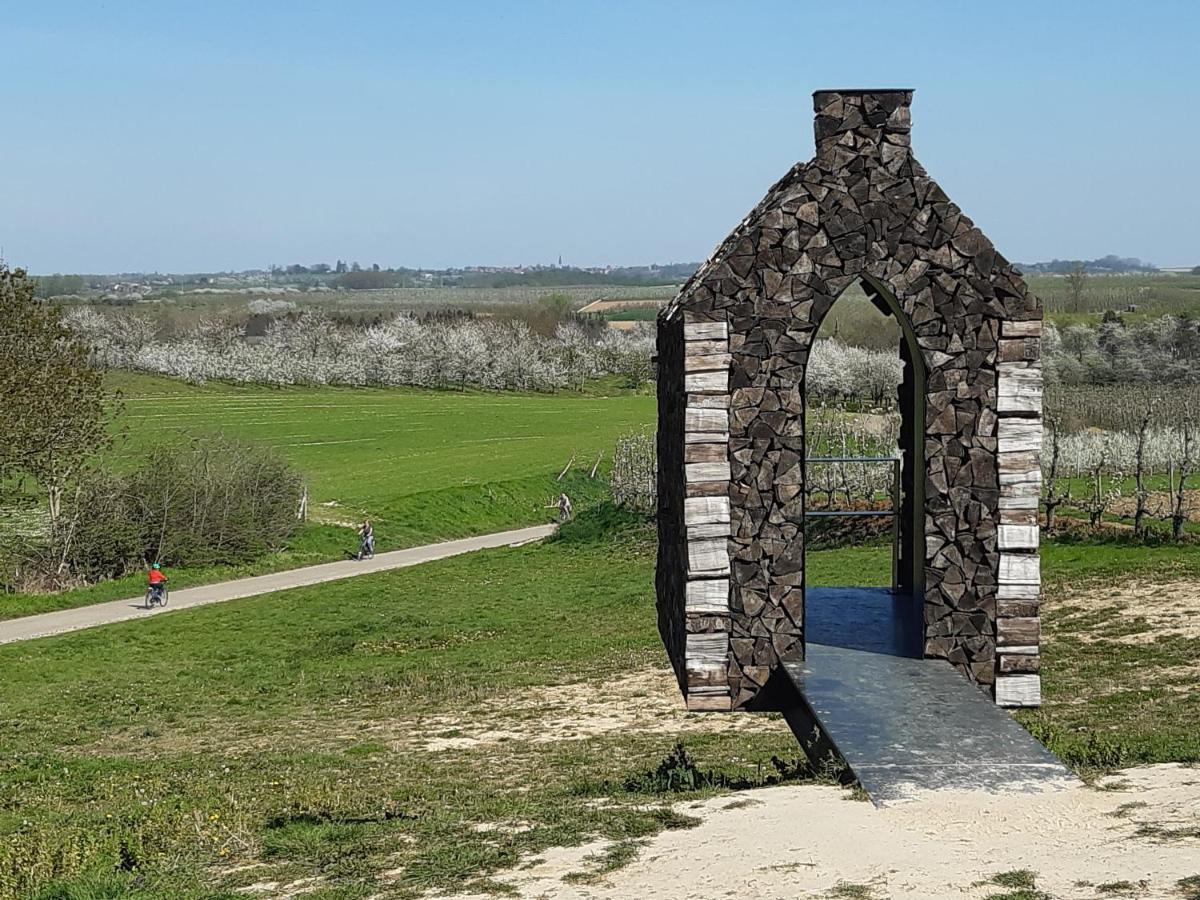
[415,669,778,752]
[1061,578,1200,648]
[455,764,1200,900]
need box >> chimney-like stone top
[813,89,914,151]
[812,88,915,96]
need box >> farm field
[560,272,1200,337]
[79,284,681,319]
[106,373,654,523]
[0,374,655,620]
[1,511,1198,898]
[1028,272,1200,323]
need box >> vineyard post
[890,455,900,593]
[557,454,575,482]
[1084,454,1122,530]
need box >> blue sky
[2,1,1198,273]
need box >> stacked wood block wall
[656,88,1042,710]
[656,314,737,710]
[681,316,734,710]
[994,320,1043,707]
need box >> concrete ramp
[782,588,1077,805]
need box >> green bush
[549,502,652,548]
[123,438,301,567]
[10,438,304,588]
[55,470,144,582]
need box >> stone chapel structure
[655,89,1043,712]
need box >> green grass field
[1,512,1197,898]
[107,372,653,529]
[0,374,655,619]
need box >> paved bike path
[0,524,556,645]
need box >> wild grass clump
[623,742,727,793]
[1018,724,1132,775]
[976,869,1052,900]
[549,502,652,549]
[1177,874,1200,900]
[617,742,815,795]
[562,839,648,884]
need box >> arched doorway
[802,276,926,658]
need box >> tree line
[1045,315,1200,385]
[66,306,656,392]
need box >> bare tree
[1065,264,1088,313]
[1172,418,1197,541]
[1041,417,1068,531]
[1082,456,1123,529]
[611,429,656,514]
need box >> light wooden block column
[995,319,1043,707]
[682,315,733,711]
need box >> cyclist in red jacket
[147,563,167,606]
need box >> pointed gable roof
[663,89,1033,327]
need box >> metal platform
[784,588,1077,805]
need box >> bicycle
[145,584,169,609]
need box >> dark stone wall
[655,314,687,693]
[659,89,1042,709]
[896,335,921,596]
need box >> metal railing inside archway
[804,455,902,593]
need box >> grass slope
[0,511,804,898]
[0,517,1197,896]
[108,372,654,532]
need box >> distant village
[32,255,1196,302]
[35,259,697,301]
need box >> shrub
[7,438,305,590]
[52,470,144,582]
[549,502,652,547]
[619,742,816,794]
[611,429,656,513]
[123,438,302,566]
[624,743,717,792]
